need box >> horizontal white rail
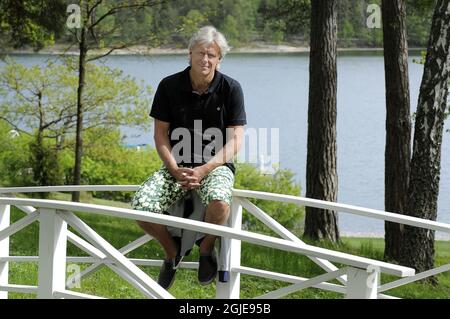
[0,256,199,270]
[378,263,450,292]
[0,185,138,193]
[0,197,414,277]
[233,189,450,234]
[235,266,346,294]
[53,290,105,299]
[0,284,38,294]
[234,266,394,299]
[1,186,448,234]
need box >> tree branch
[87,24,120,45]
[87,0,104,17]
[68,28,81,44]
[86,43,128,62]
[0,117,32,136]
[41,112,77,131]
[89,0,165,30]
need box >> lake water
[8,52,450,238]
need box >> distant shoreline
[341,231,450,241]
[1,44,427,56]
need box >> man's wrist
[200,163,214,176]
[166,163,179,175]
[202,160,222,175]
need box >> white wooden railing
[0,185,447,299]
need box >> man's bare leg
[137,221,178,259]
[199,200,230,254]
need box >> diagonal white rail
[14,204,109,261]
[236,197,348,285]
[59,211,173,299]
[73,234,153,285]
[256,267,348,299]
[0,211,39,242]
[235,265,346,294]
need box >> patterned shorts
[131,165,234,213]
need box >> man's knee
[206,200,230,221]
[208,199,229,210]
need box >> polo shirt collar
[181,66,222,94]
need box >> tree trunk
[32,129,48,199]
[72,25,87,202]
[381,0,411,262]
[33,91,48,199]
[304,0,339,242]
[400,0,450,277]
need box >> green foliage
[1,0,436,50]
[0,57,152,187]
[406,0,434,47]
[259,0,310,44]
[60,0,162,52]
[0,121,34,186]
[29,137,63,194]
[234,163,304,235]
[78,128,162,201]
[221,15,240,47]
[263,20,286,44]
[0,57,151,137]
[259,0,432,48]
[342,19,355,39]
[176,10,208,47]
[226,0,259,44]
[0,0,66,50]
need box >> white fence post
[37,209,67,299]
[0,205,10,299]
[346,266,379,299]
[216,199,242,299]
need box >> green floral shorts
[131,165,234,213]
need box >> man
[131,26,246,290]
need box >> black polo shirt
[150,66,246,174]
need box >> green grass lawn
[4,192,450,299]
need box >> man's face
[189,42,221,77]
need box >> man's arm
[154,119,177,172]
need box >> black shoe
[158,258,177,289]
[198,249,218,286]
[158,242,184,289]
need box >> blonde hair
[188,26,230,69]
